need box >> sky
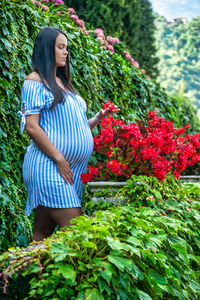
[150,0,200,21]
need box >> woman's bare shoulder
[26,72,42,82]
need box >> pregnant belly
[55,127,94,167]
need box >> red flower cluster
[81,166,99,184]
[103,100,115,111]
[107,160,122,176]
[81,110,200,183]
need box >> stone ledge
[88,176,200,194]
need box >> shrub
[0,176,200,299]
[81,109,200,183]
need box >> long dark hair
[32,27,77,109]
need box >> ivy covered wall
[0,0,199,252]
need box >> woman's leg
[47,207,82,229]
[33,206,82,241]
[33,205,57,241]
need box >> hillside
[155,15,200,118]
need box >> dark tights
[33,205,82,241]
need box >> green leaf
[153,190,162,200]
[131,262,144,280]
[57,263,76,281]
[107,255,132,271]
[0,78,9,89]
[29,264,41,274]
[50,243,69,262]
[136,289,153,300]
[99,262,116,283]
[98,279,111,294]
[1,38,12,49]
[84,288,104,300]
[127,236,142,247]
[56,288,68,298]
[81,241,97,249]
[148,269,168,285]
[43,288,55,297]
[189,280,200,293]
[157,284,171,294]
[171,242,187,253]
[106,237,129,251]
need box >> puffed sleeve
[17,80,51,133]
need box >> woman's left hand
[100,104,120,118]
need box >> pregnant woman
[18,27,119,241]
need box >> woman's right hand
[56,156,74,185]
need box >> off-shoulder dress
[18,80,94,216]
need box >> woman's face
[55,33,68,67]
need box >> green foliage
[116,174,200,213]
[155,15,200,119]
[84,173,200,217]
[65,0,159,78]
[0,176,200,299]
[0,0,199,252]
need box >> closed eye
[58,43,68,50]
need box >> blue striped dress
[18,80,94,216]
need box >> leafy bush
[0,176,200,299]
[0,0,199,252]
[83,173,200,217]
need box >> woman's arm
[88,111,102,130]
[25,114,74,185]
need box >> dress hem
[25,203,82,216]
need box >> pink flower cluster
[41,0,64,4]
[95,28,108,47]
[81,107,200,183]
[54,0,64,4]
[95,30,149,76]
[94,29,119,53]
[107,36,119,45]
[123,51,140,69]
[68,8,89,35]
[94,29,148,75]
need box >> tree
[132,0,159,77]
[65,0,159,78]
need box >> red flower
[185,123,190,129]
[114,119,125,127]
[88,166,99,176]
[107,160,122,176]
[147,109,157,119]
[175,127,185,136]
[121,164,127,170]
[81,173,92,184]
[103,100,115,111]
